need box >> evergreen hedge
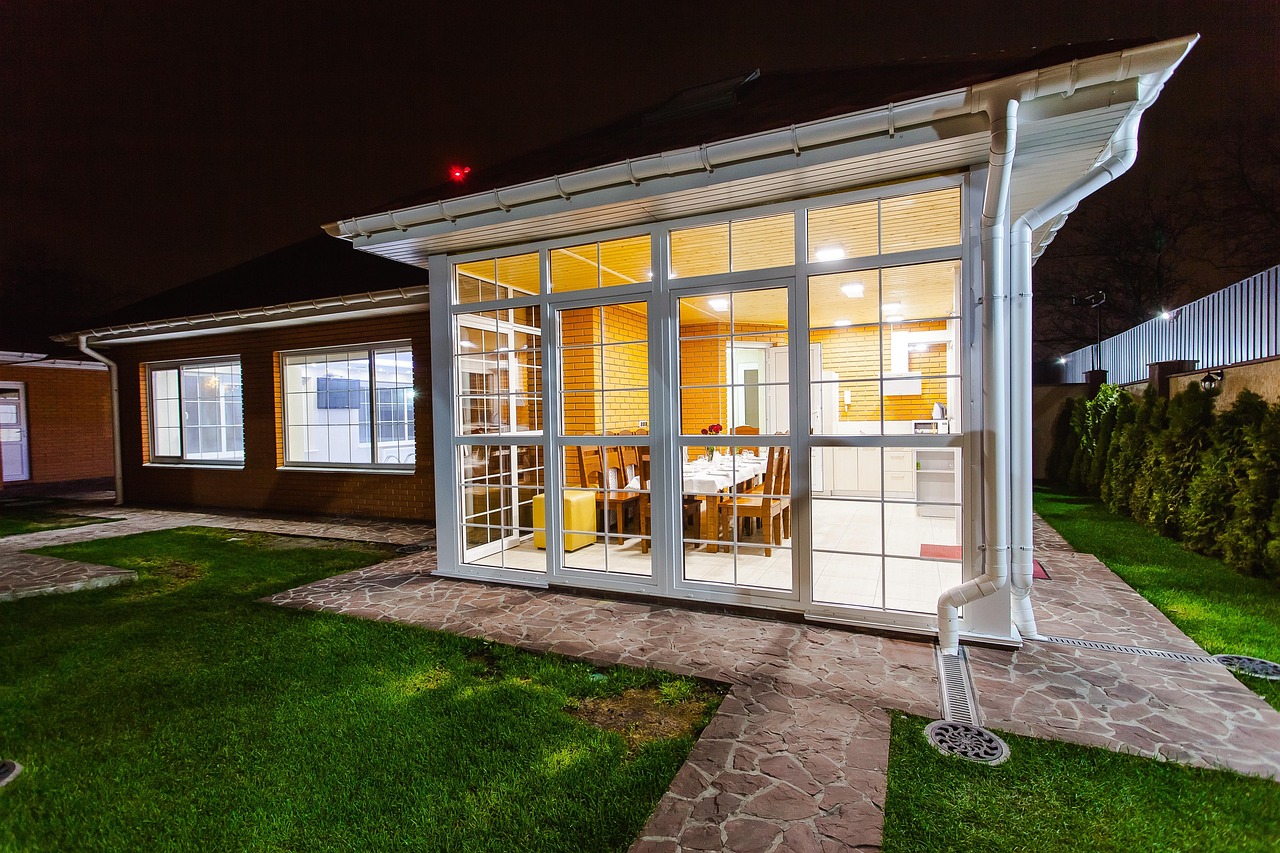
[1048,382,1280,580]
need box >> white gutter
[0,351,50,364]
[324,38,1196,243]
[1005,35,1197,641]
[77,336,124,507]
[937,98,1018,655]
[52,285,429,346]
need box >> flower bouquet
[700,422,723,461]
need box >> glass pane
[880,188,961,255]
[550,243,599,292]
[456,259,497,303]
[808,199,877,261]
[598,235,652,287]
[731,213,794,271]
[809,271,880,328]
[603,389,649,433]
[813,551,883,608]
[885,557,960,614]
[600,301,647,344]
[670,222,729,279]
[495,252,540,297]
[881,261,960,322]
[602,343,648,390]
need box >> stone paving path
[0,497,435,602]
[968,518,1280,780]
[6,498,1280,851]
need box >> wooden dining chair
[717,444,791,555]
[730,425,760,457]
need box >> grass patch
[0,498,117,537]
[2,527,723,852]
[884,712,1280,852]
[1034,488,1280,711]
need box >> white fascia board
[57,287,429,347]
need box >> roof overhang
[55,285,429,347]
[329,36,1196,265]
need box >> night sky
[3,1,1278,321]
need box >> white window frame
[146,356,245,466]
[279,341,416,472]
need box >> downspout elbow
[77,336,123,507]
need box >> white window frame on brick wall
[279,341,416,472]
[146,357,245,466]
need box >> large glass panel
[552,236,651,292]
[559,302,649,436]
[282,349,372,465]
[461,443,546,573]
[678,288,788,436]
[809,449,962,613]
[561,444,651,576]
[150,361,242,463]
[880,188,961,255]
[682,444,791,591]
[808,199,877,261]
[670,214,795,279]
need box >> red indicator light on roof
[448,165,471,182]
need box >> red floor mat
[919,544,1051,579]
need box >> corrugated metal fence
[1060,264,1280,385]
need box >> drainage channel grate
[1039,635,1214,664]
[935,647,980,726]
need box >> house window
[148,360,244,463]
[281,344,415,468]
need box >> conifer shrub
[1222,402,1280,578]
[1086,385,1123,494]
[1182,390,1268,556]
[1143,382,1215,537]
[1046,399,1078,486]
[1100,392,1137,510]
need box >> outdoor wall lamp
[1200,370,1224,391]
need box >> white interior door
[0,383,30,482]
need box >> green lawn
[0,527,720,852]
[0,499,117,537]
[1034,489,1280,711]
[883,712,1280,853]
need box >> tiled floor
[6,496,1280,852]
[465,499,963,614]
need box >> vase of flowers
[700,422,723,460]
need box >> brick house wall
[0,363,114,489]
[104,311,434,521]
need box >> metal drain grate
[1039,635,1213,664]
[936,647,980,725]
[925,720,1010,765]
[1215,655,1280,680]
[0,760,21,787]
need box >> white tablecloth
[683,454,767,494]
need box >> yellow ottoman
[533,490,597,551]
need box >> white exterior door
[0,382,30,482]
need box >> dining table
[682,452,768,552]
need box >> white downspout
[77,336,124,507]
[937,99,1018,655]
[1006,47,1192,641]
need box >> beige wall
[1032,384,1087,480]
[1168,356,1280,407]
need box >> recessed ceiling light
[885,314,905,323]
[833,319,852,327]
[815,246,846,262]
[840,283,865,298]
[709,298,730,312]
[882,302,902,314]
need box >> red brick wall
[106,311,435,522]
[0,364,114,488]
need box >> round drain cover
[396,544,426,555]
[1214,654,1280,681]
[0,759,22,787]
[925,720,1010,765]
